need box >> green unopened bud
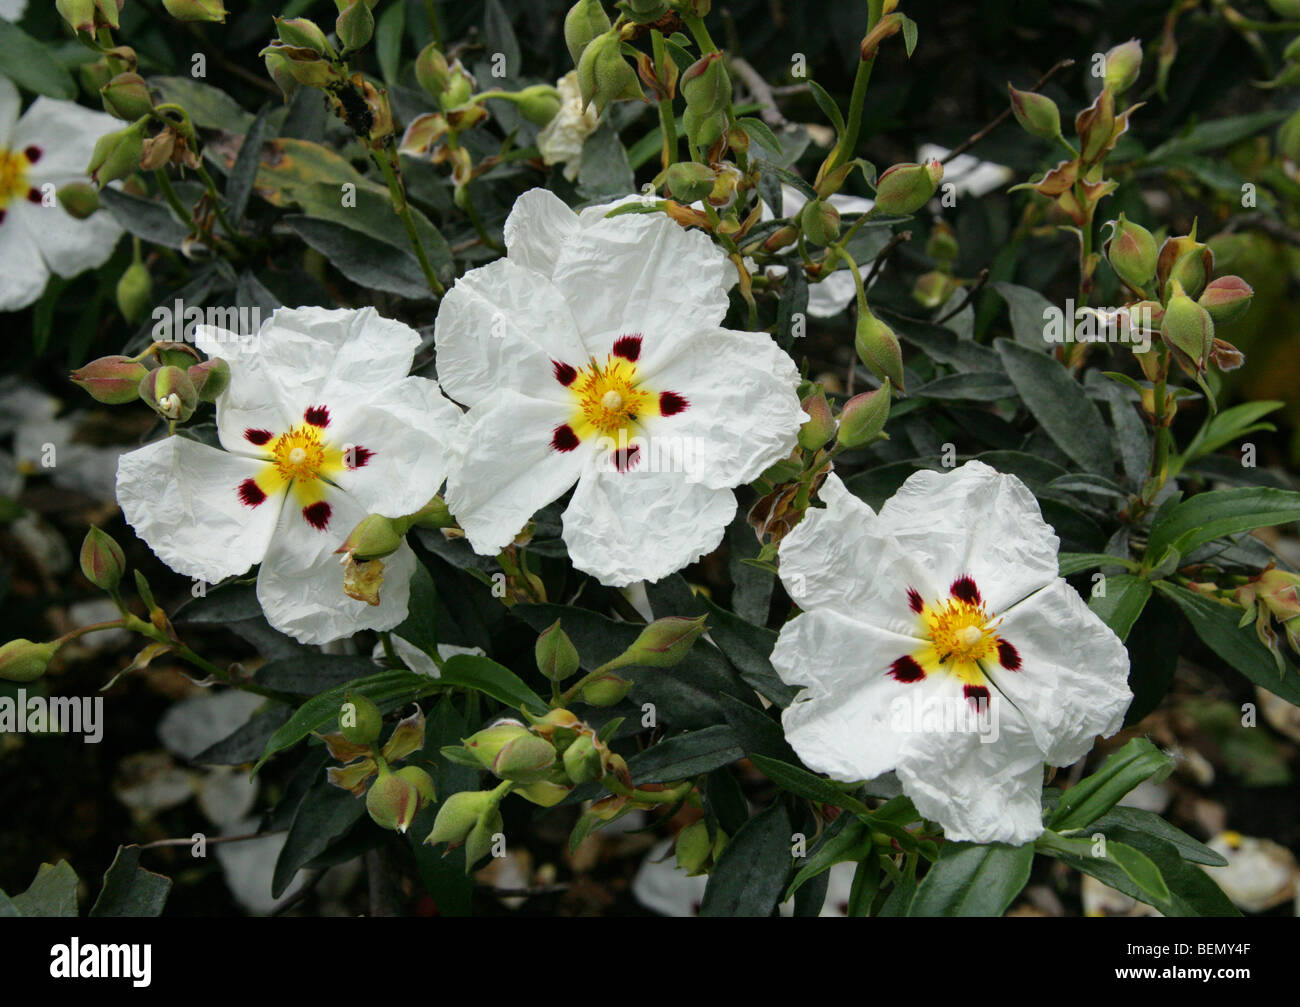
[138,365,198,422]
[275,17,329,55]
[152,341,200,369]
[799,198,840,246]
[1161,281,1215,373]
[115,261,152,324]
[366,766,421,833]
[57,182,101,220]
[797,390,835,451]
[681,52,731,116]
[837,380,892,448]
[682,104,727,149]
[264,51,300,102]
[100,73,153,121]
[415,43,451,98]
[675,821,721,876]
[336,0,374,51]
[440,62,475,111]
[1198,275,1253,325]
[564,0,612,66]
[80,526,126,591]
[161,0,226,21]
[492,733,557,782]
[617,614,707,669]
[0,639,59,683]
[562,733,604,784]
[464,719,532,768]
[1104,39,1143,95]
[338,692,383,745]
[576,29,643,115]
[926,221,959,264]
[395,765,437,803]
[1075,88,1116,165]
[86,122,145,188]
[187,357,229,402]
[912,270,956,310]
[57,0,97,32]
[855,309,905,390]
[464,807,503,868]
[1007,84,1061,141]
[405,495,455,530]
[516,779,573,807]
[579,673,631,706]
[1105,213,1158,293]
[337,513,404,562]
[70,355,148,404]
[873,159,943,216]
[1155,226,1213,300]
[426,790,492,846]
[665,161,716,203]
[535,620,580,682]
[510,84,563,126]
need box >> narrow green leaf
[1050,738,1174,832]
[1088,574,1152,642]
[907,841,1034,917]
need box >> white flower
[436,188,805,586]
[536,71,598,182]
[116,307,462,645]
[0,76,124,311]
[370,637,485,677]
[771,462,1132,846]
[762,184,874,318]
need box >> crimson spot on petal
[950,575,981,606]
[24,145,41,164]
[237,479,266,507]
[304,405,330,427]
[347,446,374,469]
[614,444,641,473]
[303,501,332,530]
[889,655,925,683]
[997,639,1021,670]
[906,587,923,614]
[0,210,7,225]
[659,390,688,416]
[244,428,273,446]
[552,360,577,386]
[963,684,991,710]
[612,334,642,361]
[552,424,579,452]
[26,187,42,204]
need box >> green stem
[829,0,884,172]
[375,147,446,296]
[194,162,244,243]
[424,0,444,47]
[459,182,505,254]
[603,777,694,805]
[651,30,678,174]
[154,170,192,228]
[682,14,718,53]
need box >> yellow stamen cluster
[924,598,1000,665]
[271,425,327,482]
[0,148,30,209]
[572,357,650,437]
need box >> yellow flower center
[572,357,651,438]
[271,425,327,482]
[0,148,31,210]
[925,597,1000,666]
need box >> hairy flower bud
[426,790,492,846]
[577,29,643,115]
[464,808,503,868]
[492,734,557,782]
[100,73,154,121]
[681,53,731,116]
[1198,275,1254,325]
[57,182,101,220]
[275,17,329,55]
[799,198,841,246]
[1104,39,1143,95]
[1156,228,1213,301]
[80,526,126,591]
[514,779,573,807]
[1161,281,1215,373]
[675,821,724,875]
[463,719,531,768]
[395,765,436,803]
[138,365,198,422]
[837,380,892,448]
[510,84,563,126]
[1007,84,1061,141]
[535,620,580,682]
[564,0,612,66]
[579,673,631,706]
[337,513,404,562]
[665,161,716,203]
[614,615,707,669]
[0,640,57,683]
[797,390,835,451]
[1105,213,1158,293]
[855,309,905,390]
[70,354,148,404]
[336,0,375,51]
[682,104,727,149]
[366,766,421,833]
[340,692,383,745]
[186,357,229,402]
[115,261,152,324]
[87,122,145,188]
[873,160,943,216]
[562,733,604,784]
[162,0,227,21]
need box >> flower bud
[675,821,722,875]
[665,161,716,203]
[492,734,557,782]
[837,380,892,448]
[438,62,474,111]
[911,270,956,310]
[564,0,612,66]
[511,84,563,126]
[1161,281,1214,373]
[186,357,229,402]
[1198,275,1254,325]
[682,104,727,149]
[576,29,643,115]
[1105,213,1158,293]
[1075,88,1115,165]
[100,73,154,122]
[514,779,573,807]
[340,692,383,745]
[264,51,300,102]
[926,221,959,264]
[797,390,835,451]
[336,0,374,51]
[1156,228,1213,301]
[535,620,580,682]
[855,309,905,390]
[1104,39,1143,95]
[1007,84,1061,141]
[681,53,731,117]
[799,198,841,246]
[57,182,101,220]
[115,261,152,324]
[0,639,58,683]
[70,354,148,404]
[138,365,198,422]
[366,766,421,833]
[873,160,943,216]
[87,122,145,188]
[579,673,631,706]
[275,17,329,55]
[562,733,604,783]
[1256,570,1300,622]
[464,808,503,868]
[464,719,531,768]
[414,43,451,99]
[161,0,227,21]
[617,615,707,669]
[57,0,98,32]
[80,526,126,591]
[426,790,492,846]
[337,513,404,562]
[395,765,437,803]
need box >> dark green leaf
[1088,574,1152,642]
[1050,738,1174,832]
[907,841,1033,916]
[89,846,171,917]
[0,22,77,99]
[698,802,792,917]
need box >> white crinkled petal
[0,210,50,311]
[329,375,460,518]
[985,577,1132,766]
[876,460,1060,614]
[12,97,121,181]
[635,326,804,490]
[433,256,586,408]
[550,210,729,358]
[445,389,592,556]
[196,327,296,455]
[255,488,416,644]
[562,466,736,586]
[774,608,939,783]
[502,186,581,277]
[115,436,281,585]
[8,195,122,278]
[777,473,943,638]
[895,675,1048,845]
